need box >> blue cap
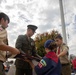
[44,40,54,48]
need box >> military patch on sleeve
[38,59,47,68]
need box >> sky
[0,0,76,55]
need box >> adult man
[55,34,71,75]
[0,12,20,75]
[15,25,38,75]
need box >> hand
[0,44,20,54]
[14,52,26,59]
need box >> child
[27,39,61,75]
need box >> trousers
[0,61,5,75]
[15,67,33,75]
[61,64,71,75]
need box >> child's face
[55,38,62,46]
[1,19,9,29]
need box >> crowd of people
[0,12,76,75]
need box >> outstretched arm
[0,43,20,54]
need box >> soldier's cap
[27,24,38,32]
[44,39,55,49]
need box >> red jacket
[72,58,76,69]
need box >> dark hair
[0,12,10,23]
[55,34,62,40]
[48,41,57,50]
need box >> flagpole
[59,0,67,44]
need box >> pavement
[6,60,38,75]
[6,60,76,75]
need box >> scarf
[45,51,58,63]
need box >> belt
[62,63,70,66]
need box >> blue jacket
[34,52,61,75]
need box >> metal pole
[59,0,67,44]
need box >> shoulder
[42,56,51,64]
[16,35,25,41]
[61,43,69,52]
[17,35,25,39]
[62,43,69,49]
[18,35,24,37]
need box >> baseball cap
[44,40,54,48]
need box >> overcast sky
[0,0,76,55]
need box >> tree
[35,30,59,57]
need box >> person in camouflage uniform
[15,25,38,75]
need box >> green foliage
[35,30,59,57]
